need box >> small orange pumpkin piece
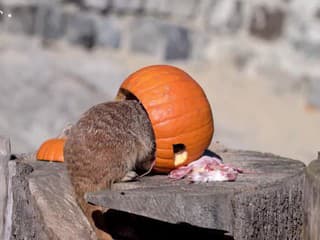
[117,65,214,173]
[36,138,65,162]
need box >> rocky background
[0,0,319,164]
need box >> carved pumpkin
[36,138,65,162]
[117,65,214,173]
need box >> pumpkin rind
[36,138,65,162]
[117,65,214,173]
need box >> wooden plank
[87,149,306,240]
[304,153,320,240]
[0,137,11,239]
[9,160,97,240]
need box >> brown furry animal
[63,100,155,239]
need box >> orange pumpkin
[36,138,65,162]
[116,65,214,173]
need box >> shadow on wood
[95,209,234,240]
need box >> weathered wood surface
[9,159,96,240]
[0,137,11,239]
[304,153,320,240]
[4,160,15,240]
[87,149,306,240]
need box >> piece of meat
[168,156,243,182]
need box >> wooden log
[87,149,306,240]
[304,153,320,240]
[0,137,11,239]
[3,160,15,240]
[9,160,97,240]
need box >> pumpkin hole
[173,144,188,167]
[173,143,186,154]
[116,88,139,101]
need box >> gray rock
[290,38,320,59]
[164,25,191,60]
[1,0,61,7]
[284,1,320,56]
[4,6,37,35]
[10,160,96,240]
[315,8,320,19]
[306,77,320,108]
[87,149,305,240]
[1,0,40,7]
[130,18,166,57]
[144,0,197,19]
[130,18,191,60]
[111,0,143,14]
[94,15,121,48]
[166,0,198,20]
[206,0,243,34]
[286,16,320,58]
[284,1,320,59]
[83,0,109,10]
[63,11,96,48]
[188,31,211,60]
[144,0,170,16]
[35,5,64,41]
[249,5,285,40]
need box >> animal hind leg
[71,177,112,240]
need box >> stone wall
[1,0,320,156]
[0,0,320,108]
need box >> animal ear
[36,138,65,162]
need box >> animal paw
[121,171,139,182]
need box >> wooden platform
[0,136,308,240]
[87,149,305,240]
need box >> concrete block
[4,6,37,34]
[249,5,285,40]
[34,5,64,40]
[130,18,191,60]
[83,0,109,10]
[165,0,198,19]
[164,25,191,60]
[130,18,166,57]
[145,0,197,19]
[207,0,243,34]
[144,0,170,16]
[63,11,96,48]
[1,0,39,7]
[111,0,143,14]
[94,15,121,48]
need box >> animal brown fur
[63,100,155,239]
